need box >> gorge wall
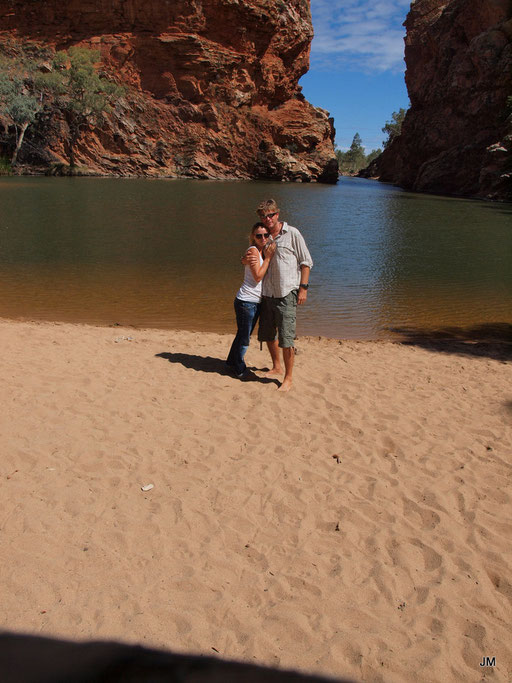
[371,0,512,200]
[0,0,338,182]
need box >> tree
[382,108,406,148]
[345,132,365,169]
[51,47,123,169]
[0,46,123,170]
[0,58,42,164]
[337,133,367,174]
[365,148,382,165]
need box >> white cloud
[309,0,411,72]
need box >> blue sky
[299,0,411,151]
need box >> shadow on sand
[390,322,512,362]
[0,632,352,683]
[155,352,280,385]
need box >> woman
[226,222,275,377]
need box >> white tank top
[236,247,263,303]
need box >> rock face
[371,0,512,200]
[0,0,338,182]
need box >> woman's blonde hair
[249,221,266,246]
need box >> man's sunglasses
[254,233,270,239]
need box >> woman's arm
[247,244,275,282]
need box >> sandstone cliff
[369,0,512,200]
[0,0,338,182]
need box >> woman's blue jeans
[226,298,260,376]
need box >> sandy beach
[1,318,511,682]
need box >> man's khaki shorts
[257,290,297,348]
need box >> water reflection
[0,176,510,339]
[375,191,512,336]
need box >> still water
[0,176,510,339]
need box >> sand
[0,318,511,682]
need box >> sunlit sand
[1,318,511,682]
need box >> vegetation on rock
[0,44,123,171]
[382,108,406,149]
[50,48,124,169]
[0,0,337,182]
[336,133,381,175]
[0,52,47,165]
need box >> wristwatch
[299,284,309,290]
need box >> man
[247,199,313,392]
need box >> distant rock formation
[366,0,512,200]
[0,0,338,182]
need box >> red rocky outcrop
[370,0,512,200]
[0,0,338,182]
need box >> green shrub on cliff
[0,55,43,164]
[0,156,12,175]
[365,148,382,165]
[0,45,123,170]
[382,108,406,148]
[50,47,124,169]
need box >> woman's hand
[265,242,276,259]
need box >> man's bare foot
[277,378,292,392]
[265,367,283,376]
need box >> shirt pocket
[276,244,294,259]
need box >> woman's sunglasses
[255,233,270,239]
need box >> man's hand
[241,250,259,266]
[297,288,307,305]
[297,265,310,305]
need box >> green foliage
[50,47,124,168]
[382,108,407,148]
[0,55,43,164]
[0,156,12,175]
[6,92,40,127]
[365,148,382,165]
[346,132,365,167]
[336,133,382,174]
[0,44,123,169]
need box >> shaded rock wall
[372,0,512,200]
[0,0,338,182]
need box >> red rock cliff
[373,0,512,200]
[0,0,338,182]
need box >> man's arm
[292,229,312,305]
[293,230,313,271]
[297,265,310,305]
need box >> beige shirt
[261,222,313,298]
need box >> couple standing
[226,199,313,392]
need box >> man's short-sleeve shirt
[261,222,313,298]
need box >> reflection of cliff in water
[0,177,511,339]
[373,193,512,336]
